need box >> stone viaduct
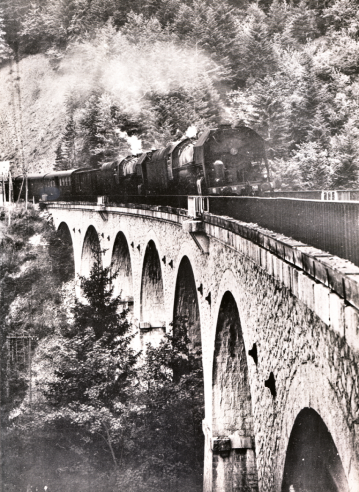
[45,200,359,492]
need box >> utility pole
[28,336,32,407]
[25,172,28,210]
[8,171,12,225]
[2,173,5,206]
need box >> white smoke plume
[185,125,197,138]
[117,130,143,155]
[59,26,221,120]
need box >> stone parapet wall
[202,213,359,355]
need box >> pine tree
[286,54,331,150]
[40,247,139,469]
[228,73,290,159]
[54,113,76,170]
[233,4,278,83]
[283,1,320,45]
[331,131,359,188]
[284,141,334,190]
[172,0,238,80]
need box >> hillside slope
[0,55,67,175]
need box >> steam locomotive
[13,125,274,203]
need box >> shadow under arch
[281,408,349,492]
[54,222,75,282]
[173,255,201,349]
[111,231,133,309]
[212,291,258,492]
[140,240,165,327]
[81,225,101,278]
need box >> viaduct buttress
[47,201,359,492]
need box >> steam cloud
[117,131,143,155]
[58,26,221,150]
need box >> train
[11,125,275,205]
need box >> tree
[147,84,220,138]
[233,4,278,84]
[273,140,335,190]
[228,74,290,159]
[282,1,321,46]
[330,126,359,188]
[172,0,238,81]
[19,0,88,53]
[36,247,139,471]
[54,113,77,170]
[124,318,204,492]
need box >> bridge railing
[205,196,359,267]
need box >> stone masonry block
[292,269,301,298]
[247,242,260,265]
[241,237,249,257]
[234,235,244,255]
[282,263,292,291]
[345,305,359,353]
[182,219,204,233]
[266,251,274,276]
[329,292,345,338]
[260,248,266,270]
[228,231,234,248]
[273,256,283,282]
[314,283,330,326]
[343,274,359,312]
[298,273,315,311]
[233,234,241,253]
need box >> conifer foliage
[45,246,138,416]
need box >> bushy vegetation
[0,205,74,409]
[1,219,204,491]
[1,0,359,188]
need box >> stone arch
[81,225,101,278]
[173,255,201,349]
[55,222,75,281]
[281,408,349,492]
[140,240,165,327]
[276,362,358,492]
[212,291,258,492]
[111,231,133,309]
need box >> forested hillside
[1,0,359,188]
